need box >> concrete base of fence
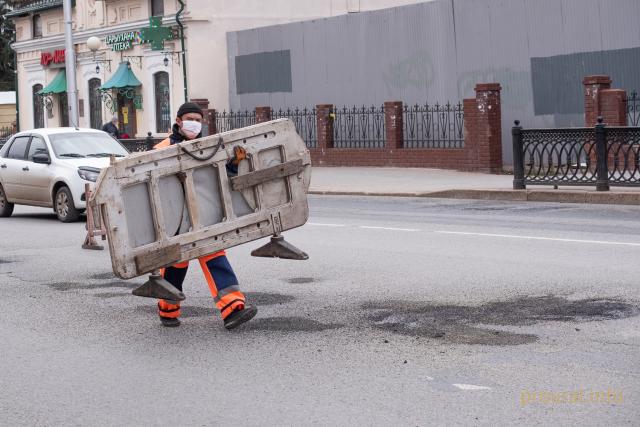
[308,188,640,206]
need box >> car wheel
[54,186,81,223]
[0,183,14,217]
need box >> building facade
[10,0,428,137]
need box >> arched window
[154,71,170,133]
[88,78,102,129]
[32,84,44,128]
[33,15,42,38]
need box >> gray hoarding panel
[235,50,293,94]
[227,0,640,164]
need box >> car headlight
[78,167,101,182]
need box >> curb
[308,189,640,205]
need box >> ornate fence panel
[628,90,639,127]
[403,102,464,149]
[513,120,640,191]
[607,127,640,186]
[215,110,256,133]
[333,105,385,148]
[273,107,317,148]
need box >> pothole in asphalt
[136,305,213,318]
[245,292,295,305]
[244,316,341,332]
[364,295,640,346]
[46,281,134,291]
[287,277,316,284]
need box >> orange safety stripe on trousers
[198,255,225,298]
[217,291,245,318]
[158,300,181,319]
[199,251,226,264]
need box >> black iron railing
[333,105,385,149]
[512,119,640,191]
[6,0,62,17]
[628,90,639,127]
[118,133,163,153]
[0,127,14,149]
[403,102,464,149]
[215,110,256,133]
[273,107,317,148]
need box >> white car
[0,127,128,222]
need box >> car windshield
[48,132,129,158]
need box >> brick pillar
[465,83,502,173]
[583,75,611,126]
[384,101,404,149]
[255,106,272,123]
[202,108,216,136]
[316,104,334,149]
[599,89,627,126]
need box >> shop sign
[105,31,141,51]
[41,49,65,67]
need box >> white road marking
[307,222,347,227]
[359,226,419,232]
[434,231,640,247]
[452,383,493,391]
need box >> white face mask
[181,120,202,139]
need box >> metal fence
[512,119,640,191]
[118,133,163,153]
[333,105,385,148]
[628,90,639,127]
[215,110,256,134]
[403,102,464,149]
[214,102,467,150]
[0,126,14,149]
[273,107,317,148]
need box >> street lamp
[87,36,111,73]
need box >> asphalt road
[1,196,639,426]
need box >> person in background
[102,115,120,139]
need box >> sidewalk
[308,167,640,205]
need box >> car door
[0,135,30,201]
[22,135,55,204]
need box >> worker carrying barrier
[90,118,311,300]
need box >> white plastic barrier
[92,119,311,280]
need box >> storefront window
[32,84,44,128]
[33,15,42,38]
[89,78,102,130]
[151,0,164,17]
[154,71,170,133]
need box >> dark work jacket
[102,122,120,138]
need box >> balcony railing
[6,0,63,18]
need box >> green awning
[100,62,142,90]
[38,69,66,95]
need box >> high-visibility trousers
[157,251,246,320]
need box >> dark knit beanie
[176,102,203,118]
